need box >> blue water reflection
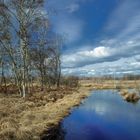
[62,90,140,140]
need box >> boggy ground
[0,87,90,140]
[0,80,139,140]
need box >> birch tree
[0,0,46,97]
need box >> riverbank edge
[40,87,91,139]
[41,82,140,139]
[0,87,92,140]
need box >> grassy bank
[0,87,90,140]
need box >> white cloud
[62,56,140,76]
[62,38,140,68]
[61,0,140,76]
[62,46,111,67]
[48,0,140,76]
[87,46,110,58]
[61,38,140,76]
[79,46,110,58]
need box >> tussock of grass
[120,90,140,103]
[0,87,90,140]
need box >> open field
[80,79,140,90]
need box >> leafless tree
[0,0,47,97]
[0,0,65,97]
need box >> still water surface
[62,90,140,140]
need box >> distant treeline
[80,75,140,80]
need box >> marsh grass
[80,80,140,90]
[0,87,89,140]
[1,79,139,140]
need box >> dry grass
[80,79,140,90]
[120,89,140,103]
[1,79,139,139]
[0,87,90,140]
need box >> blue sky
[46,0,140,76]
